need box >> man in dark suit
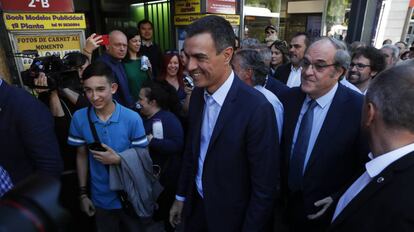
[0,78,62,184]
[274,32,310,87]
[169,15,279,232]
[280,37,368,232]
[329,65,414,232]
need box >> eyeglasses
[350,62,371,70]
[300,59,337,72]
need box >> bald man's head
[106,30,127,60]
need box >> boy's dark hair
[82,61,115,83]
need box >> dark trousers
[184,192,208,232]
[287,191,329,232]
[95,208,143,232]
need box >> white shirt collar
[306,83,338,109]
[0,79,2,86]
[204,71,234,107]
[366,143,414,178]
[291,64,302,72]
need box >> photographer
[33,52,92,232]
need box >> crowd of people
[1,14,414,232]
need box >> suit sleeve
[242,100,280,231]
[18,96,63,178]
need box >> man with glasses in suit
[280,37,368,232]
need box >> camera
[0,175,70,232]
[20,52,83,90]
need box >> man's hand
[90,143,121,165]
[80,195,96,216]
[307,196,333,220]
[169,200,184,228]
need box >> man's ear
[111,83,118,94]
[246,68,254,81]
[370,70,378,78]
[222,46,234,64]
[364,102,376,127]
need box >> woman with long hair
[157,52,187,102]
[124,28,152,101]
[269,40,289,76]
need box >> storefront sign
[174,14,240,26]
[175,0,201,14]
[4,13,86,30]
[15,34,81,70]
[0,0,74,12]
[206,0,236,14]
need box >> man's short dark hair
[292,32,311,48]
[366,65,414,132]
[185,15,235,54]
[137,19,153,30]
[352,46,386,74]
[82,61,115,83]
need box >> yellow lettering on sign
[4,13,86,31]
[174,14,240,26]
[15,34,82,70]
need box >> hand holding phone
[87,142,107,152]
[97,34,109,46]
[88,143,121,165]
[183,75,194,88]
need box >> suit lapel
[283,88,306,156]
[207,76,239,150]
[331,170,393,227]
[304,84,348,172]
[281,63,291,84]
[331,151,414,228]
[191,88,206,160]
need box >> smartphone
[88,142,107,152]
[94,34,109,46]
[183,75,194,88]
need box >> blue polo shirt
[68,101,148,209]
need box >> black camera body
[20,54,81,90]
[0,175,70,232]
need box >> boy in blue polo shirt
[68,62,148,232]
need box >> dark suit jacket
[329,151,414,232]
[273,63,292,84]
[265,75,290,99]
[177,76,279,232]
[280,83,368,227]
[0,81,62,183]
